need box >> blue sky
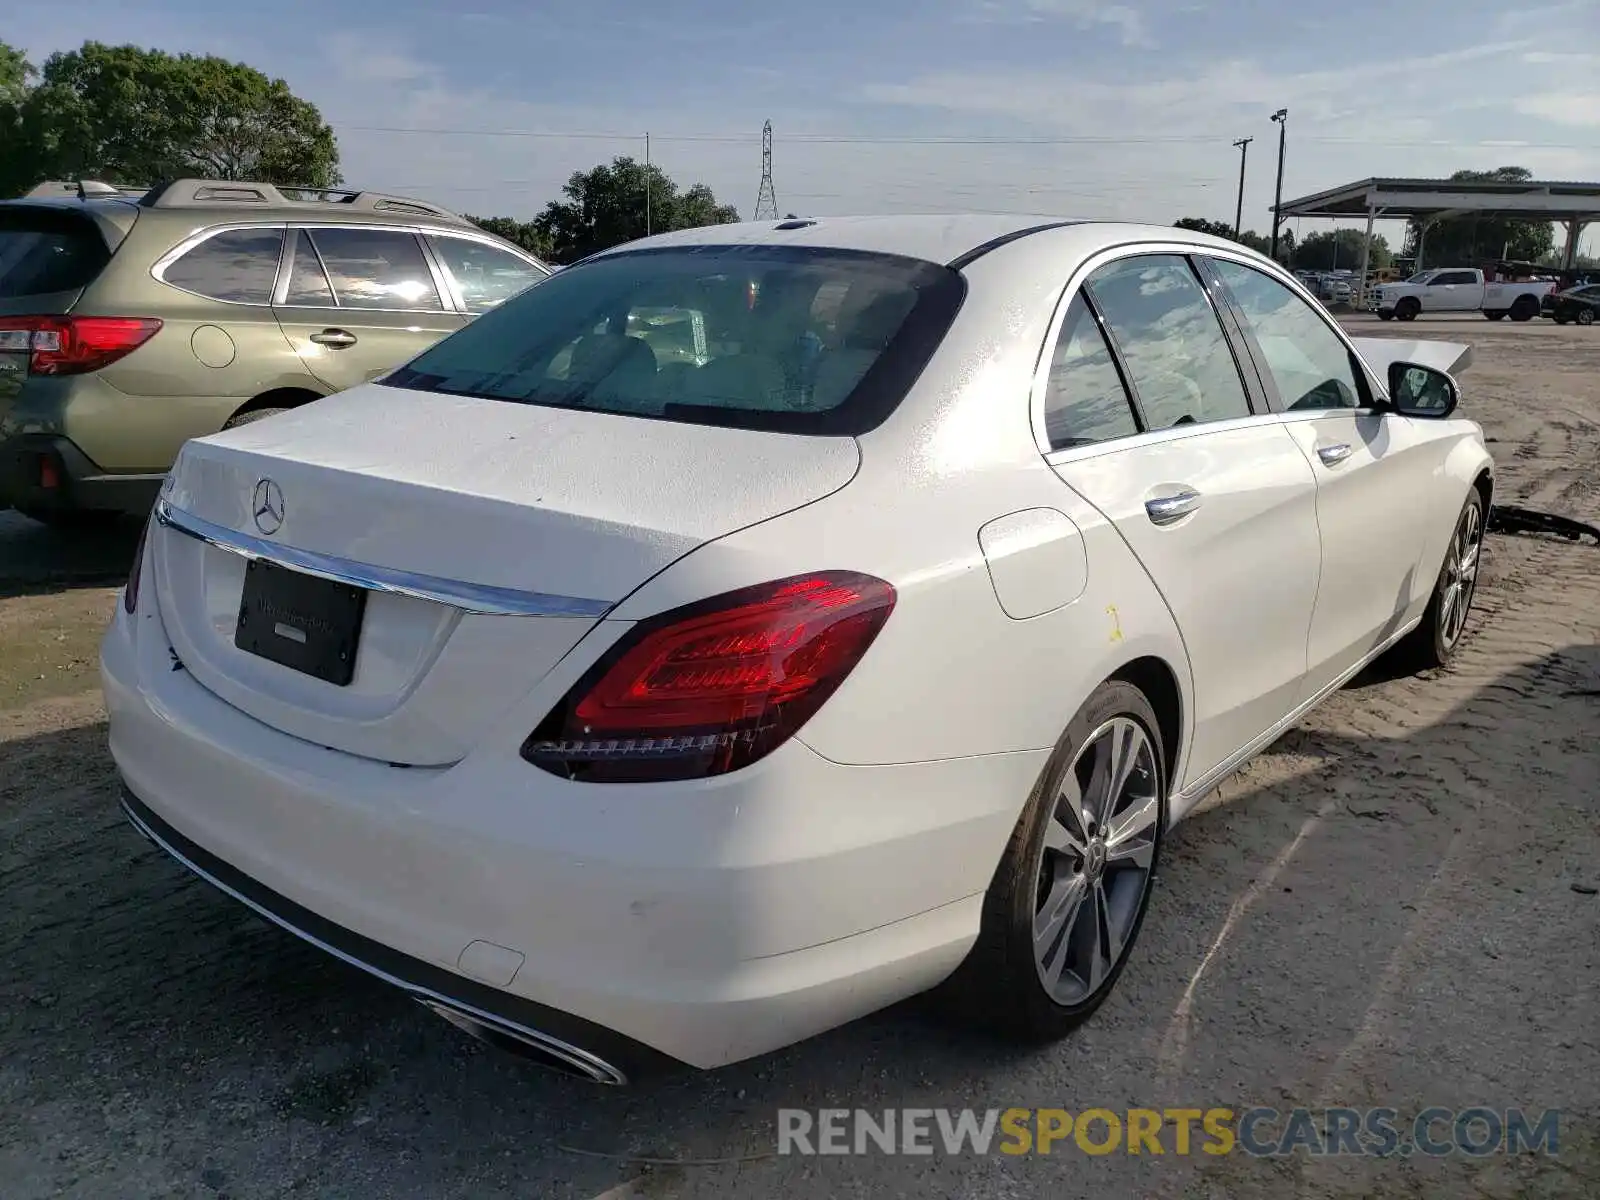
[12,0,1600,253]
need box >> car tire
[940,679,1166,1042]
[1555,316,1569,325]
[223,407,290,429]
[1377,311,1395,321]
[1578,309,1595,327]
[1510,296,1538,322]
[1395,298,1421,321]
[1389,489,1484,673]
[1484,310,1506,321]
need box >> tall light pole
[1268,108,1288,262]
[1232,137,1252,238]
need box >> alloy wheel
[1032,717,1160,1005]
[1439,501,1483,649]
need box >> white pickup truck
[1368,268,1555,322]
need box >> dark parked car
[1547,284,1600,326]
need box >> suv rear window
[383,244,965,435]
[0,209,112,299]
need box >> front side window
[1040,292,1139,449]
[1210,258,1364,411]
[384,245,963,435]
[1085,255,1252,429]
[161,227,284,304]
[427,235,548,313]
[305,227,444,311]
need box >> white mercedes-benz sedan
[102,216,1493,1084]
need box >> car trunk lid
[152,382,861,765]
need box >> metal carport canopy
[1276,176,1600,297]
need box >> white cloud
[1513,91,1600,128]
[969,0,1152,46]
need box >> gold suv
[0,178,551,527]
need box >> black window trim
[1199,252,1378,414]
[1084,250,1265,429]
[383,241,970,439]
[150,220,289,308]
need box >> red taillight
[522,571,897,782]
[124,515,150,615]
[0,316,163,376]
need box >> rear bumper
[101,590,1039,1071]
[119,786,675,1083]
[0,433,162,516]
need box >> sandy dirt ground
[1,314,1596,1199]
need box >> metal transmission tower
[753,120,779,221]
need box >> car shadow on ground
[1,643,1596,1199]
[0,510,143,601]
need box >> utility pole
[1268,109,1288,262]
[644,132,652,236]
[1231,137,1252,238]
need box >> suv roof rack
[138,178,469,224]
[21,179,150,200]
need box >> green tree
[0,42,35,193]
[534,156,739,263]
[465,215,553,260]
[1173,217,1273,256]
[1402,167,1555,265]
[1291,229,1391,271]
[3,42,339,196]
[0,40,31,106]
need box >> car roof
[592,214,1267,270]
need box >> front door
[1205,256,1431,698]
[273,226,464,394]
[1042,255,1322,788]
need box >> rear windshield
[0,209,112,299]
[384,244,965,435]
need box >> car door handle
[1317,443,1353,466]
[1145,488,1202,525]
[309,329,357,348]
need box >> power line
[337,123,1600,150]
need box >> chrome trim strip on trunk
[154,498,613,618]
[120,796,629,1085]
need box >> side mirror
[1386,361,1459,419]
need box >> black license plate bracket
[234,559,367,686]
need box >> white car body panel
[156,389,859,765]
[103,215,1495,1074]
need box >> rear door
[1041,252,1322,788]
[1204,255,1435,698]
[272,225,464,393]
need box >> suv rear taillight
[522,571,897,783]
[0,316,163,376]
[124,514,151,615]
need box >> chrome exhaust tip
[419,999,629,1085]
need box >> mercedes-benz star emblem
[252,478,285,536]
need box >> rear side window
[1086,255,1253,429]
[0,210,111,299]
[384,244,965,435]
[160,227,284,303]
[1041,292,1139,449]
[306,227,444,311]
